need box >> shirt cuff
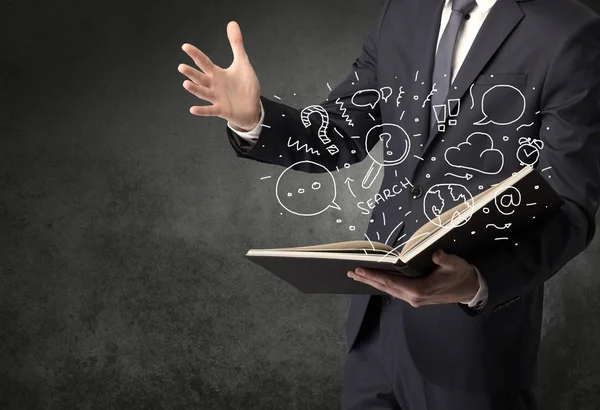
[227,100,265,146]
[460,265,488,310]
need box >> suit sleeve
[226,0,392,173]
[459,16,600,320]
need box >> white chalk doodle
[385,220,405,246]
[516,137,544,166]
[275,160,341,217]
[486,222,512,230]
[494,185,522,216]
[422,83,438,108]
[335,99,354,127]
[333,127,345,139]
[301,105,339,155]
[444,132,505,175]
[396,86,406,107]
[380,86,393,103]
[287,136,320,156]
[351,89,381,110]
[432,104,447,132]
[345,177,357,198]
[516,121,534,131]
[423,183,475,228]
[469,84,475,109]
[361,123,411,189]
[474,85,526,126]
[444,172,473,180]
[301,105,330,144]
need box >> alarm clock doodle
[516,137,544,166]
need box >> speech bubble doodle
[422,183,475,228]
[379,86,393,103]
[362,123,411,189]
[275,160,341,217]
[351,89,381,110]
[473,85,526,126]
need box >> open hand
[347,250,480,307]
[178,21,262,131]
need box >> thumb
[227,21,248,62]
[432,249,454,268]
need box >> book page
[274,240,397,255]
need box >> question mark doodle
[362,123,411,189]
[379,133,393,156]
[301,105,330,144]
[300,105,339,155]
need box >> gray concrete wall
[1,0,599,408]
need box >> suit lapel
[419,0,525,156]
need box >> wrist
[460,266,481,303]
[231,101,262,132]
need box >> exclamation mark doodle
[433,104,447,132]
[447,99,460,126]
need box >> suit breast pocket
[473,73,528,86]
[470,73,528,127]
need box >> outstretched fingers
[178,64,211,88]
[190,104,221,117]
[181,43,216,75]
[227,21,248,63]
[182,80,216,103]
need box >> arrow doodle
[345,177,357,198]
[444,172,473,180]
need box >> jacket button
[381,296,391,306]
[410,185,423,199]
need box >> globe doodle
[422,183,475,228]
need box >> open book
[246,166,564,294]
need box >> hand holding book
[347,249,481,307]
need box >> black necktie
[429,0,477,133]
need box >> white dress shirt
[228,0,497,309]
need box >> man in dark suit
[178,0,600,407]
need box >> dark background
[2,0,600,409]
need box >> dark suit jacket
[227,0,600,392]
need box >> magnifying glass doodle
[362,123,411,189]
